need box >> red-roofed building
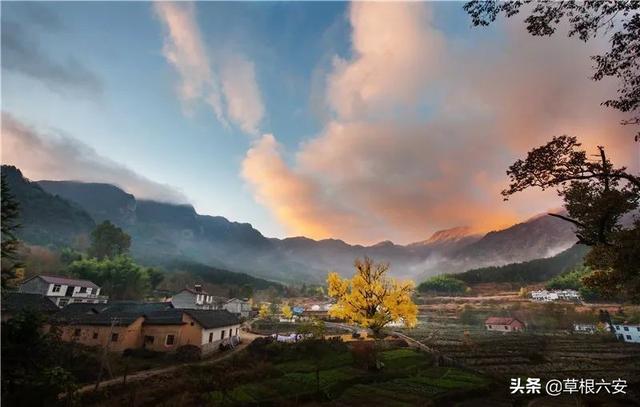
[484,317,525,332]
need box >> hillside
[2,166,95,247]
[3,167,582,283]
[454,244,589,284]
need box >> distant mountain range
[3,165,581,283]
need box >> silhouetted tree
[1,174,21,288]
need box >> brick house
[484,317,525,332]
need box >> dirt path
[74,331,264,395]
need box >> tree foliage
[327,257,417,334]
[281,303,293,320]
[1,174,22,288]
[418,275,468,295]
[503,136,639,301]
[258,303,272,319]
[66,255,151,300]
[88,220,131,260]
[465,0,640,139]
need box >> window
[504,326,508,330]
[92,332,99,339]
[58,298,69,307]
[209,332,213,343]
[78,287,87,293]
[73,328,81,337]
[144,335,155,344]
[235,328,239,336]
[220,330,225,340]
[624,326,629,331]
[488,325,492,329]
[229,328,232,337]
[111,333,119,342]
[626,335,632,340]
[52,284,61,293]
[166,334,175,345]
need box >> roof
[105,301,174,313]
[485,317,523,325]
[49,303,108,323]
[143,309,185,325]
[62,310,143,326]
[2,293,59,313]
[24,275,99,289]
[183,309,241,329]
[179,287,210,295]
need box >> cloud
[242,2,636,245]
[1,20,103,97]
[153,2,264,135]
[220,54,265,135]
[1,113,187,203]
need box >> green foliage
[546,266,591,290]
[66,255,151,300]
[1,311,77,406]
[418,275,467,295]
[457,244,588,284]
[1,173,21,288]
[88,220,131,259]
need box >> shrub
[418,275,468,295]
[175,345,201,362]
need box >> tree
[327,257,418,335]
[66,255,150,300]
[465,0,640,140]
[281,303,293,320]
[146,267,165,291]
[503,136,640,301]
[1,174,22,288]
[88,221,131,260]
[258,303,271,319]
[418,275,468,295]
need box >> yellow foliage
[281,303,293,319]
[258,303,271,319]
[327,257,418,333]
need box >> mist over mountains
[4,165,579,283]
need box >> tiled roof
[106,301,174,313]
[485,317,522,325]
[143,309,185,325]
[63,310,143,326]
[2,293,59,313]
[26,275,99,289]
[184,309,240,329]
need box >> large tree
[1,174,22,288]
[327,257,417,335]
[465,0,640,140]
[87,220,131,260]
[503,135,640,301]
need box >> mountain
[2,167,581,283]
[2,166,95,247]
[454,244,589,284]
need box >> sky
[2,1,638,245]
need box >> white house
[612,324,640,343]
[19,275,108,307]
[573,323,610,334]
[530,289,580,302]
[223,298,251,318]
[170,285,226,310]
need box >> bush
[175,345,201,362]
[418,275,468,295]
[123,348,164,359]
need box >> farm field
[399,298,640,404]
[80,341,491,406]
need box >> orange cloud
[242,2,638,245]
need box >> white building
[19,275,108,307]
[530,289,580,302]
[573,323,607,334]
[612,324,640,343]
[170,285,226,310]
[223,298,251,318]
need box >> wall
[140,324,184,352]
[19,277,53,296]
[171,291,197,309]
[56,317,144,352]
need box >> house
[612,323,640,343]
[1,292,60,321]
[19,275,108,307]
[574,323,600,334]
[530,289,581,302]
[485,317,525,332]
[223,298,251,318]
[50,304,242,355]
[169,285,226,310]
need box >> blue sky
[2,2,634,244]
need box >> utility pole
[94,317,119,391]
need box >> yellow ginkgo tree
[327,257,417,335]
[258,303,272,319]
[281,303,293,320]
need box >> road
[74,330,263,395]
